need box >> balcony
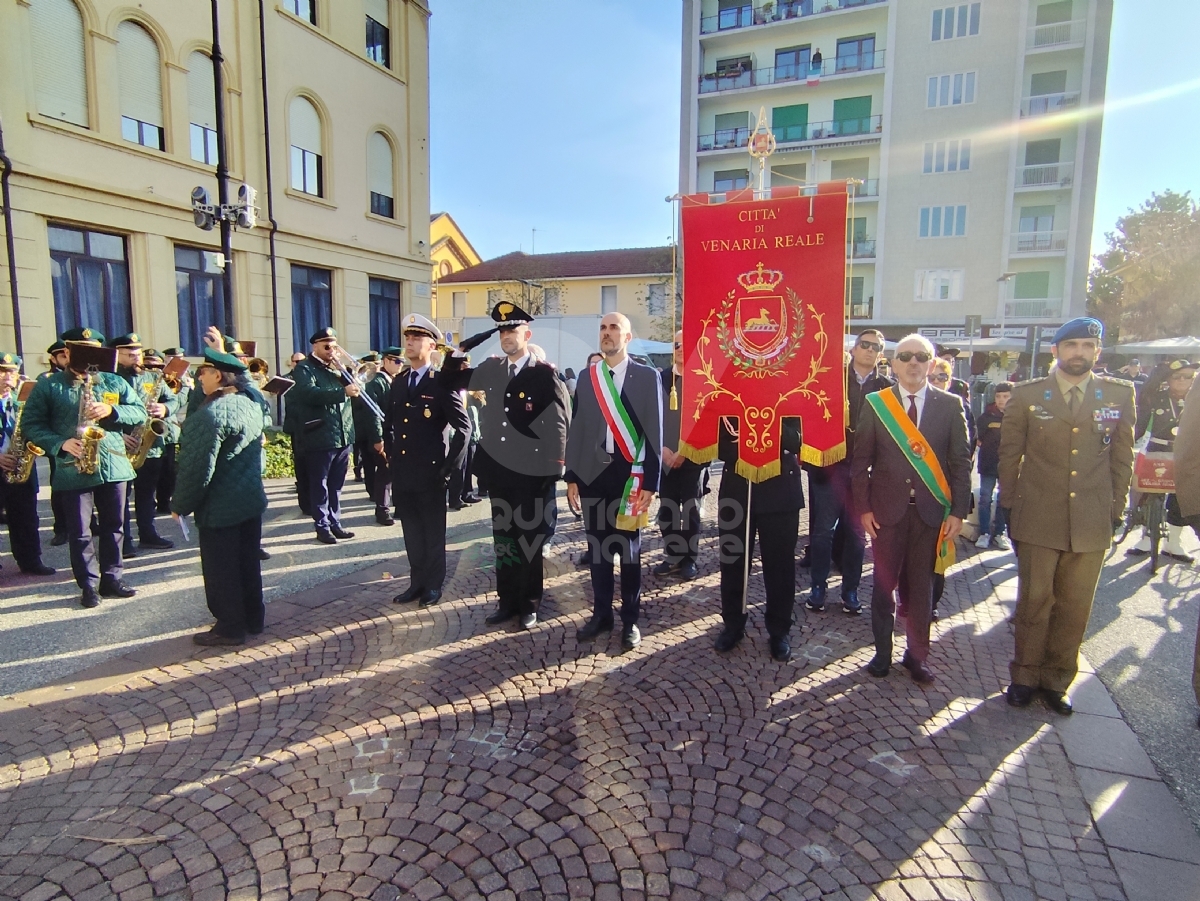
[1020,91,1081,118]
[849,296,873,319]
[851,178,879,197]
[700,0,888,35]
[435,317,464,339]
[1005,298,1062,319]
[1027,19,1087,51]
[1016,161,1074,190]
[1010,230,1068,255]
[698,114,882,151]
[698,50,886,94]
[848,238,876,259]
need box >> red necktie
[907,394,918,425]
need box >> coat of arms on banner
[719,263,804,373]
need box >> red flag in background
[678,185,848,482]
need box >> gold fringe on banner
[800,441,847,468]
[677,439,718,465]
[734,458,781,483]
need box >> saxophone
[128,368,168,470]
[74,369,106,475]
[4,394,45,485]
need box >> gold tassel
[669,384,678,411]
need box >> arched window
[29,0,88,126]
[117,21,164,151]
[367,132,394,218]
[188,51,218,165]
[289,96,323,196]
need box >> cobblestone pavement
[0,486,1196,900]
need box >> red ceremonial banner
[678,185,848,482]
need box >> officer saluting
[441,302,571,629]
[379,314,470,608]
[20,328,147,608]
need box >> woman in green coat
[172,348,268,646]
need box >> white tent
[1111,336,1200,355]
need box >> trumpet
[330,347,385,421]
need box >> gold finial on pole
[748,105,776,195]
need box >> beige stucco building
[0,0,431,372]
[679,0,1112,346]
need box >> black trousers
[579,467,643,627]
[657,460,705,565]
[462,441,478,498]
[125,456,164,544]
[62,481,127,592]
[0,468,44,570]
[395,485,449,591]
[490,476,553,617]
[199,518,264,638]
[156,443,177,513]
[292,441,311,515]
[47,455,67,537]
[870,504,940,663]
[306,445,350,533]
[718,502,798,640]
[357,439,389,510]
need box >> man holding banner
[851,334,972,684]
[566,313,662,651]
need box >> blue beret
[1052,317,1103,345]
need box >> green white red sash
[590,361,648,530]
[866,389,957,574]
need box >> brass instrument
[74,368,106,475]
[4,383,45,485]
[128,368,169,470]
[330,347,386,420]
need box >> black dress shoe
[714,629,744,652]
[375,508,394,526]
[679,561,699,580]
[652,561,678,576]
[621,624,641,650]
[80,590,100,609]
[122,545,138,559]
[139,535,175,550]
[484,607,517,625]
[258,547,271,561]
[576,617,614,641]
[316,530,337,544]
[769,637,792,662]
[462,494,483,505]
[521,612,537,629]
[20,563,56,576]
[98,579,136,598]
[1006,683,1035,708]
[903,659,935,684]
[418,588,443,608]
[51,532,69,547]
[866,655,890,678]
[447,503,464,511]
[193,629,245,647]
[330,527,355,540]
[393,585,423,604]
[1041,689,1073,715]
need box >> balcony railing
[1005,298,1063,319]
[699,50,886,94]
[1020,91,1081,117]
[849,296,873,319]
[1016,161,1074,189]
[435,317,464,339]
[1011,230,1068,255]
[698,114,882,151]
[1027,19,1087,50]
[848,239,876,259]
[700,0,888,35]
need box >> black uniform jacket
[717,416,804,514]
[382,368,470,488]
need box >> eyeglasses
[930,373,950,382]
[858,340,883,352]
[895,351,932,363]
[1170,371,1197,380]
[674,343,683,349]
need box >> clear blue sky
[429,1,1199,262]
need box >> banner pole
[741,482,753,616]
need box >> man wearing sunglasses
[998,317,1135,715]
[806,329,892,615]
[851,334,972,684]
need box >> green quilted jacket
[171,388,268,529]
[21,369,147,490]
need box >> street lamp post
[211,0,234,325]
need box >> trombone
[330,347,385,421]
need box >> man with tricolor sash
[566,313,662,651]
[851,334,972,684]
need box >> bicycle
[1121,489,1169,575]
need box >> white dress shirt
[506,352,531,377]
[899,382,929,426]
[602,356,631,454]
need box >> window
[772,104,808,143]
[1014,271,1051,300]
[927,72,977,108]
[717,0,751,30]
[774,46,810,82]
[832,96,872,135]
[368,132,394,218]
[1036,1,1074,26]
[48,225,133,337]
[1025,138,1061,166]
[117,22,164,151]
[915,269,965,303]
[289,96,323,196]
[487,288,502,311]
[846,277,870,318]
[923,139,972,173]
[365,0,390,68]
[291,265,332,353]
[369,277,401,351]
[543,287,562,314]
[187,51,219,165]
[714,111,749,148]
[931,4,981,40]
[1019,205,1055,233]
[835,35,876,73]
[771,162,807,187]
[647,284,666,316]
[919,205,968,237]
[452,291,467,318]
[285,0,316,25]
[174,246,230,356]
[29,0,88,127]
[1030,70,1068,96]
[601,286,618,315]
[713,169,749,192]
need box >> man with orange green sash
[566,313,662,652]
[851,334,972,684]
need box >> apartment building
[678,0,1112,343]
[0,0,431,372]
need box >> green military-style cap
[201,347,248,373]
[161,346,186,357]
[107,332,143,349]
[359,351,381,363]
[0,352,22,369]
[309,326,337,345]
[47,340,67,354]
[61,327,104,346]
[382,346,404,358]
